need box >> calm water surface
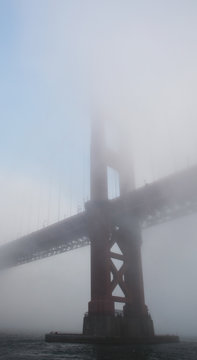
[0,335,197,360]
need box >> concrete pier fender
[45,332,179,345]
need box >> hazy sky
[0,0,197,336]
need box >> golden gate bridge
[0,118,197,343]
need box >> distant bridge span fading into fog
[0,164,197,269]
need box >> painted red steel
[88,118,147,318]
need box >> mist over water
[0,0,197,342]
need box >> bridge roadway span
[0,165,197,269]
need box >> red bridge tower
[83,118,154,337]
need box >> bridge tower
[83,118,154,338]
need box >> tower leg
[83,201,114,336]
[119,216,154,337]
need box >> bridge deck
[0,212,89,269]
[0,165,197,269]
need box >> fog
[0,0,197,337]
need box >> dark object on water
[45,332,179,345]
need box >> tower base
[45,311,178,345]
[83,311,154,338]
